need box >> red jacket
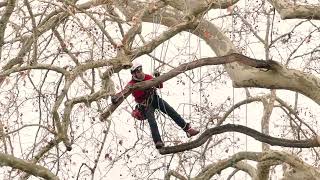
[127,74,163,103]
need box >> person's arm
[111,84,131,104]
[152,71,163,88]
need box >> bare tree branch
[2,13,68,71]
[0,152,59,180]
[159,124,320,155]
[0,0,16,57]
[19,138,62,180]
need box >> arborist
[111,62,199,149]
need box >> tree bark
[0,153,59,180]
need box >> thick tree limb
[233,162,259,180]
[158,124,320,155]
[132,53,277,90]
[268,0,320,20]
[193,150,320,180]
[191,19,320,105]
[192,151,260,179]
[256,91,276,180]
[164,170,187,180]
[0,153,59,180]
[163,0,240,16]
[0,2,7,8]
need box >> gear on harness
[131,104,146,120]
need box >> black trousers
[144,94,187,143]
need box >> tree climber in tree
[111,62,200,149]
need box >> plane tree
[0,0,320,179]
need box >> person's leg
[152,95,187,129]
[144,104,164,148]
[152,94,200,137]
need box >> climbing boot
[184,123,200,137]
[155,141,164,149]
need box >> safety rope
[244,0,248,156]
[244,1,249,179]
[151,12,166,133]
[188,30,192,122]
[231,3,249,179]
[231,5,236,180]
[198,35,202,129]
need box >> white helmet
[130,62,142,74]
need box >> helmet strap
[132,74,144,81]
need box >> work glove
[153,70,160,77]
[111,95,119,104]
